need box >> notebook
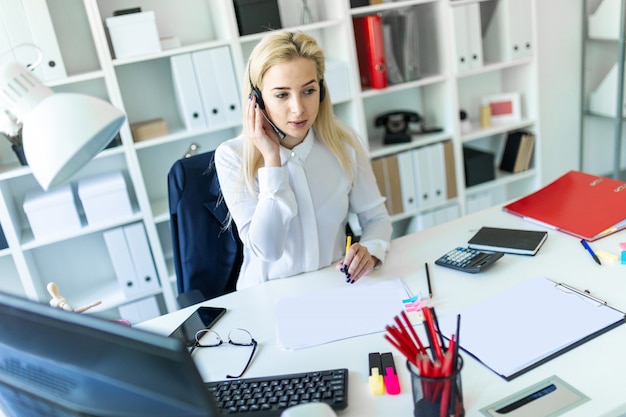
[468,226,548,256]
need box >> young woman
[215,31,391,289]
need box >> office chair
[168,150,243,308]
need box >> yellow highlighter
[368,352,385,395]
[345,235,352,255]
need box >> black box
[463,147,495,187]
[233,0,282,36]
[350,0,370,7]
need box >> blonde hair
[242,31,363,195]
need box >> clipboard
[438,277,626,381]
[503,170,626,241]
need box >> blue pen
[581,239,601,265]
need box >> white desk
[138,206,626,417]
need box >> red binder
[353,14,387,90]
[503,170,626,241]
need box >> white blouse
[215,129,391,289]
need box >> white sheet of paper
[275,278,409,350]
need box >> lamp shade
[0,62,126,191]
[22,94,125,190]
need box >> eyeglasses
[191,328,258,379]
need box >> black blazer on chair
[168,151,242,307]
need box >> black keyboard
[205,368,348,416]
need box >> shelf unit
[582,0,626,179]
[0,0,540,320]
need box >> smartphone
[168,306,227,347]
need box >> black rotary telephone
[375,110,443,145]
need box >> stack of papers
[275,278,410,350]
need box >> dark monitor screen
[0,291,220,417]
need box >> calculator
[435,247,504,273]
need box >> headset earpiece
[319,79,326,103]
[249,75,266,110]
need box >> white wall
[536,0,583,184]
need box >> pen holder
[407,356,464,417]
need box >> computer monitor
[0,291,220,417]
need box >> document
[438,277,625,380]
[275,278,410,350]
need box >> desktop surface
[138,205,626,417]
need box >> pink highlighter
[381,352,401,395]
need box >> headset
[248,71,326,140]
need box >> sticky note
[621,251,626,265]
[619,242,626,251]
[597,250,619,264]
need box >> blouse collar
[280,129,315,165]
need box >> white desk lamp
[0,61,126,190]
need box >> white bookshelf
[0,0,541,318]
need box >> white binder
[465,3,484,69]
[209,46,241,126]
[0,0,42,79]
[453,4,483,72]
[452,5,470,72]
[192,48,225,128]
[413,147,433,209]
[123,223,160,294]
[426,142,447,206]
[21,0,67,81]
[397,150,418,213]
[171,53,207,130]
[482,0,532,62]
[104,228,141,298]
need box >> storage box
[78,172,133,225]
[130,118,169,142]
[106,11,161,59]
[233,0,282,36]
[23,185,82,240]
[463,147,495,187]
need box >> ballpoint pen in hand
[581,239,601,265]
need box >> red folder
[353,14,387,90]
[503,170,626,241]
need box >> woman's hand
[336,242,379,284]
[246,95,281,167]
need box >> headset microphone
[249,75,287,139]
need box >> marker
[368,352,385,395]
[425,262,433,298]
[344,235,353,283]
[581,239,601,265]
[381,352,400,395]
